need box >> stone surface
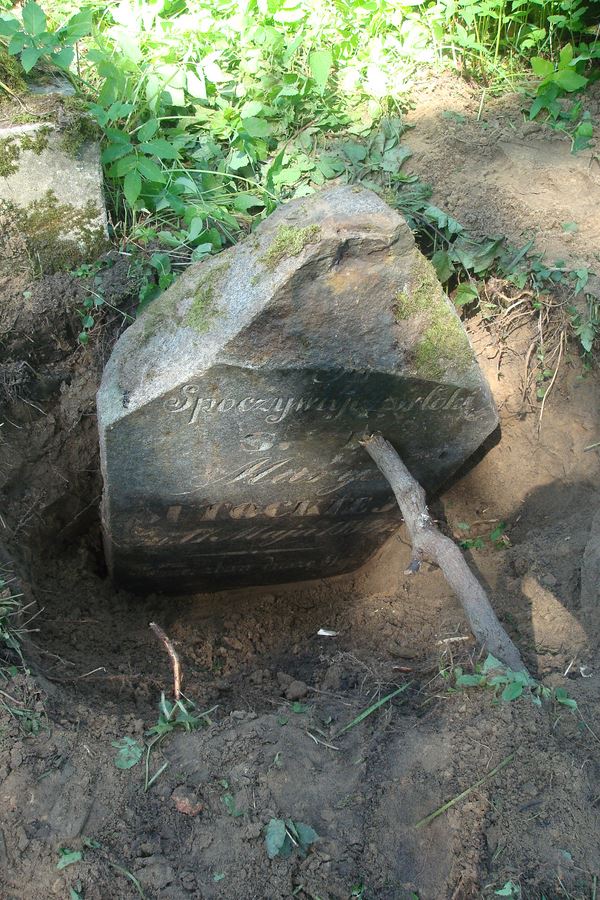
[98,185,498,593]
[0,117,107,272]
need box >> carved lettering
[163,384,478,423]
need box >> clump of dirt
[2,77,600,900]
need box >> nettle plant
[529,42,599,151]
[0,0,420,263]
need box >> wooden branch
[362,434,527,673]
[149,622,182,699]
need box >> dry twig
[361,434,527,673]
[149,622,182,700]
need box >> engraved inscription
[163,385,480,424]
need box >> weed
[112,736,143,769]
[264,818,319,860]
[143,692,216,791]
[334,683,411,737]
[453,652,578,709]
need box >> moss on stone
[60,110,100,157]
[396,253,472,379]
[0,47,26,92]
[260,224,320,270]
[17,190,107,274]
[0,127,51,177]
[184,263,228,332]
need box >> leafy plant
[495,881,521,898]
[529,43,597,152]
[454,653,578,709]
[56,848,83,870]
[112,736,143,770]
[264,817,319,860]
[143,693,215,791]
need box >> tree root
[362,434,527,673]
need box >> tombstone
[97,185,498,593]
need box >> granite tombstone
[97,185,498,592]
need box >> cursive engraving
[163,384,479,424]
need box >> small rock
[9,749,23,769]
[540,573,558,588]
[214,678,232,693]
[171,787,203,817]
[277,672,293,689]
[285,680,308,701]
[391,645,419,660]
[16,826,29,851]
[512,555,529,576]
[223,636,243,651]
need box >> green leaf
[553,69,588,92]
[124,170,142,206]
[309,49,333,93]
[501,681,523,702]
[431,250,455,283]
[558,43,573,70]
[139,139,179,160]
[0,16,20,38]
[454,283,479,306]
[57,849,83,871]
[294,821,319,850]
[265,818,287,859]
[136,157,166,184]
[242,117,271,138]
[22,1,46,37]
[531,57,554,78]
[111,154,138,177]
[63,8,92,41]
[101,143,132,164]
[222,793,243,817]
[482,654,505,674]
[561,222,578,233]
[52,47,74,70]
[456,673,486,687]
[112,736,143,769]
[20,46,42,73]
[554,687,577,710]
[138,119,159,142]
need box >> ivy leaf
[22,1,46,37]
[124,170,142,206]
[265,818,287,859]
[431,250,455,283]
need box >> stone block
[0,117,107,273]
[97,185,498,592]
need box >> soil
[1,74,600,900]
